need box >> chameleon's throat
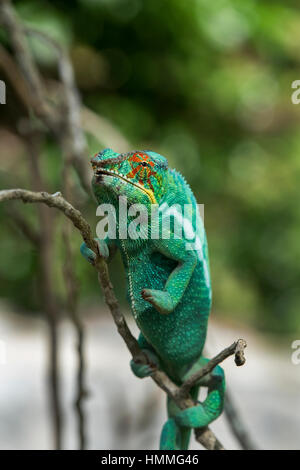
[95,169,157,204]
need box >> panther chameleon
[80,148,225,450]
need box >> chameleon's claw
[80,238,109,264]
[130,349,159,378]
[141,289,174,315]
[80,242,96,265]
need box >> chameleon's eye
[141,162,148,167]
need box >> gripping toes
[130,350,159,379]
[141,289,174,315]
[80,238,109,264]
[80,242,96,264]
[130,361,155,378]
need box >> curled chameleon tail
[130,342,225,450]
[160,369,225,449]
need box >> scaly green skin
[80,148,225,450]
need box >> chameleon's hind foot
[130,333,160,379]
[130,349,159,378]
[80,238,109,264]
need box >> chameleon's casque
[81,149,225,450]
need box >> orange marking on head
[127,166,140,179]
[126,152,157,192]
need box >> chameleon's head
[91,148,168,206]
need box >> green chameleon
[80,148,225,450]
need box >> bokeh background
[0,0,299,450]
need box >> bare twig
[0,0,57,131]
[6,199,63,450]
[0,0,90,194]
[26,137,63,450]
[204,337,256,450]
[0,189,146,362]
[23,27,91,194]
[61,139,88,450]
[178,339,247,398]
[63,225,88,449]
[0,7,90,444]
[234,339,247,366]
[0,43,31,110]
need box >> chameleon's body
[81,148,225,450]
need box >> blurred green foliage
[1,0,300,334]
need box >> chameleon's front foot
[141,289,174,315]
[80,238,109,264]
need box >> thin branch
[0,189,146,363]
[6,199,63,450]
[234,339,247,366]
[178,339,247,399]
[0,189,93,243]
[0,0,57,131]
[0,6,91,446]
[24,27,91,194]
[63,226,88,449]
[203,337,256,450]
[26,137,63,450]
[61,135,88,450]
[0,1,90,193]
[0,43,31,110]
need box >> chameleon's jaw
[94,168,157,204]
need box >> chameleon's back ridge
[81,148,225,449]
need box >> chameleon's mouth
[94,169,157,204]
